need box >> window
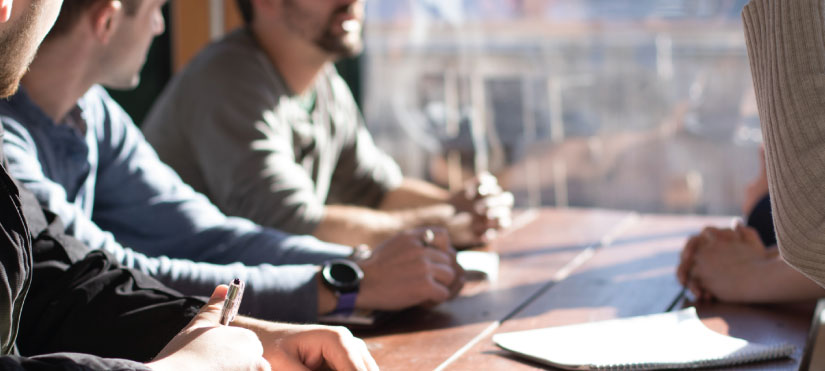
[362,0,758,215]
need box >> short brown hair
[236,0,253,25]
[48,0,141,39]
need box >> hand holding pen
[149,283,267,371]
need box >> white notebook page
[493,307,794,370]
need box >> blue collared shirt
[0,86,352,322]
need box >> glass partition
[362,0,758,215]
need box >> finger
[337,338,373,371]
[258,357,274,371]
[701,227,720,241]
[481,206,512,228]
[270,351,311,371]
[475,192,514,212]
[714,228,738,242]
[733,222,747,240]
[471,218,498,236]
[191,285,229,326]
[422,247,455,267]
[358,339,380,371]
[738,224,765,249]
[677,235,701,285]
[427,227,453,254]
[475,173,503,198]
[429,261,457,287]
[687,277,705,299]
[448,264,466,298]
[424,275,452,303]
[299,328,367,371]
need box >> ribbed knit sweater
[744,0,825,287]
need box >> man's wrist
[317,269,339,315]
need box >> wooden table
[358,208,815,370]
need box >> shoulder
[80,86,140,146]
[81,85,134,128]
[146,29,288,130]
[0,90,49,148]
[180,29,280,92]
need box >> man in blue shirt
[1,0,463,323]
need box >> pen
[219,278,245,326]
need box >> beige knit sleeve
[744,0,825,287]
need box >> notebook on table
[493,307,795,370]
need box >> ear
[0,0,12,23]
[89,0,122,44]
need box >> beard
[0,1,41,98]
[315,24,363,58]
[283,1,364,59]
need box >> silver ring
[421,229,435,247]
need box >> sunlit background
[361,0,758,216]
[120,0,758,217]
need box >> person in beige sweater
[742,0,825,289]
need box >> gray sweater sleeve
[144,38,327,236]
[743,0,825,287]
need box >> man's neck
[21,38,97,123]
[251,24,330,95]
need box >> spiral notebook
[493,307,795,370]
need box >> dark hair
[48,0,141,39]
[236,0,253,25]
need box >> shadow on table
[359,245,684,338]
[498,228,700,260]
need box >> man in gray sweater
[142,0,514,250]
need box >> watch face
[323,259,364,292]
[330,263,359,282]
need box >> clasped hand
[447,172,514,246]
[677,224,772,302]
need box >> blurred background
[118,0,759,217]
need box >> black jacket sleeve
[14,184,206,362]
[0,353,150,371]
[0,167,147,370]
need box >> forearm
[743,256,825,302]
[314,204,453,247]
[152,259,330,323]
[743,0,825,287]
[378,178,450,210]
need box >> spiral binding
[590,343,795,370]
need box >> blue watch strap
[333,291,358,314]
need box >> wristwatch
[321,259,364,314]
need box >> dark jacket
[0,127,205,370]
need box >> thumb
[267,350,311,371]
[191,285,229,327]
[736,224,765,249]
